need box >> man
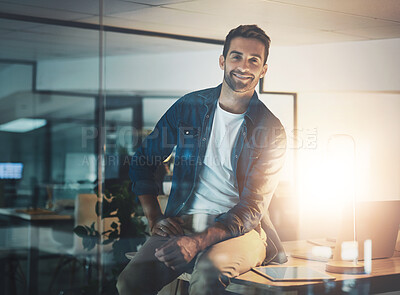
[117,24,287,295]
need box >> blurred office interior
[0,1,399,294]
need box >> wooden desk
[228,240,400,294]
[0,208,72,295]
[0,208,72,221]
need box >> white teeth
[233,73,250,79]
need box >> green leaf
[104,191,112,200]
[110,198,118,210]
[102,239,114,245]
[109,230,119,240]
[110,222,118,229]
[83,237,96,251]
[102,199,115,217]
[73,226,88,238]
[90,222,95,231]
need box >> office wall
[37,49,222,93]
[264,38,400,92]
[0,64,32,100]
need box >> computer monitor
[332,200,400,261]
[0,162,24,179]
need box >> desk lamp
[324,134,365,274]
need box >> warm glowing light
[326,135,356,200]
[298,134,359,240]
[364,239,372,274]
[341,241,358,261]
[298,135,356,236]
[311,246,332,259]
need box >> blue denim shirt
[130,84,286,241]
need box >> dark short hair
[223,25,271,64]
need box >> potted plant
[73,181,147,294]
[74,180,147,261]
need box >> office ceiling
[0,0,400,60]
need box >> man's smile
[231,71,254,80]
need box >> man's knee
[189,257,229,295]
[116,269,138,295]
[116,269,131,295]
[116,266,155,295]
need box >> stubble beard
[224,68,258,94]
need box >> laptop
[331,200,400,261]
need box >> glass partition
[0,16,100,294]
[1,3,291,294]
[0,91,97,208]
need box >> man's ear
[219,55,225,70]
[260,64,268,78]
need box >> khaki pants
[117,215,266,295]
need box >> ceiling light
[0,118,47,133]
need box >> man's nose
[237,59,250,72]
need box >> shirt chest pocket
[178,122,201,150]
[242,145,261,161]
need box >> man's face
[220,37,268,94]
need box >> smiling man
[117,25,287,295]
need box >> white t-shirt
[184,102,245,215]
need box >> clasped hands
[151,216,201,270]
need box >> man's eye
[232,55,240,60]
[251,59,259,63]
